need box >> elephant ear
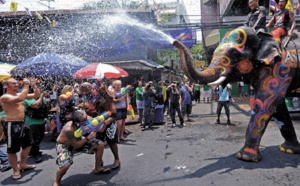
[240,26,260,50]
[255,32,280,65]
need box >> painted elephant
[173,26,300,162]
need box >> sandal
[93,167,111,174]
[12,174,22,180]
[111,162,121,170]
[20,165,36,172]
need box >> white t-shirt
[239,81,244,86]
[50,91,57,100]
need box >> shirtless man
[53,110,111,186]
[0,77,40,180]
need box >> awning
[104,60,164,70]
[0,62,16,82]
[205,29,220,47]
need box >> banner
[269,0,279,13]
[10,0,17,12]
[164,28,195,48]
[286,0,294,12]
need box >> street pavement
[1,98,300,186]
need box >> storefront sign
[194,60,205,67]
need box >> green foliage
[158,13,176,25]
[157,44,205,65]
[190,44,206,60]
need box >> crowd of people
[0,0,297,184]
[0,74,237,184]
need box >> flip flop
[111,162,121,170]
[20,165,36,172]
[93,167,111,174]
[12,174,21,180]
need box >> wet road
[1,101,300,186]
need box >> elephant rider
[266,0,296,44]
[244,0,280,65]
[244,0,267,33]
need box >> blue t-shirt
[218,85,230,101]
[180,86,192,105]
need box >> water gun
[116,85,132,98]
[74,111,112,138]
[127,104,135,119]
[65,92,72,97]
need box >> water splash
[1,11,176,63]
[46,13,175,60]
[103,14,174,44]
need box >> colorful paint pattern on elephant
[211,28,248,76]
[237,59,252,74]
[250,57,292,150]
[282,50,300,67]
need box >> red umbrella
[74,63,128,79]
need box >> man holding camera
[142,81,156,130]
[215,84,232,125]
[180,81,193,122]
[167,82,184,127]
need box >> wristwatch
[83,137,91,142]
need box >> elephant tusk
[207,76,226,86]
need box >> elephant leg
[273,102,300,154]
[236,88,286,162]
[236,100,274,162]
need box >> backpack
[26,104,49,119]
[155,88,164,105]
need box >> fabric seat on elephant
[282,33,300,50]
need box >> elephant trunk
[173,40,222,85]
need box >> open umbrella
[11,53,88,77]
[0,62,16,82]
[74,63,128,79]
